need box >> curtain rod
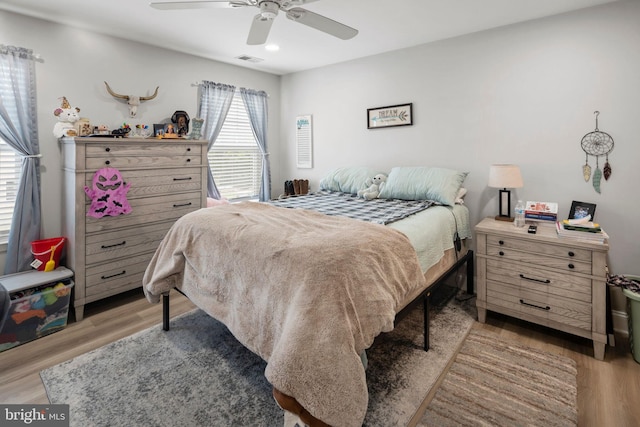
[0,45,44,63]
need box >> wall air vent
[235,55,264,63]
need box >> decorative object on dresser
[580,111,614,193]
[524,200,558,222]
[568,200,596,220]
[475,217,610,360]
[59,137,208,321]
[488,164,523,221]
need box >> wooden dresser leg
[477,307,486,323]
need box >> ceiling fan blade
[149,1,249,10]
[286,7,358,40]
[247,14,275,45]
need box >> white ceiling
[0,0,620,75]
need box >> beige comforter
[142,202,426,427]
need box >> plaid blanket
[267,191,436,225]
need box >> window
[0,139,21,244]
[207,91,262,201]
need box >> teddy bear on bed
[357,173,387,200]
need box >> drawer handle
[187,147,191,152]
[519,274,550,284]
[105,160,111,165]
[186,158,191,163]
[173,177,193,181]
[568,263,575,269]
[101,270,126,280]
[499,251,505,256]
[173,202,193,208]
[101,241,126,249]
[520,299,551,311]
[498,240,505,245]
[105,147,111,152]
[568,251,575,257]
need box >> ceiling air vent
[235,54,264,63]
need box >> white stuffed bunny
[357,173,387,200]
[53,97,80,138]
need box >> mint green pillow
[319,166,383,195]
[378,166,468,205]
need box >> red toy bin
[30,237,66,271]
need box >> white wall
[0,10,281,269]
[280,1,640,325]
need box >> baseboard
[612,309,629,337]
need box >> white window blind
[208,91,262,201]
[0,142,21,243]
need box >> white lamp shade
[488,164,523,189]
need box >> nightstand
[475,217,609,360]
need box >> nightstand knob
[499,251,505,256]
[568,263,575,269]
[498,240,505,245]
[568,251,575,257]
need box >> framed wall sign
[367,103,413,129]
[296,114,313,168]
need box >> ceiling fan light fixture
[259,1,279,19]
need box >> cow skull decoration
[104,81,159,118]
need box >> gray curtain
[197,81,236,199]
[0,45,41,274]
[239,88,271,202]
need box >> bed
[142,166,473,427]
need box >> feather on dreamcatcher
[580,111,614,193]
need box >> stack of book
[555,219,609,243]
[525,201,558,222]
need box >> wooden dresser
[60,137,208,320]
[475,217,609,360]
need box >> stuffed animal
[53,97,81,138]
[357,173,387,200]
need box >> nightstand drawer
[486,244,592,274]
[486,258,592,302]
[487,280,591,330]
[487,234,592,262]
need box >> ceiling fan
[149,0,358,45]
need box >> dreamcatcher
[581,111,614,193]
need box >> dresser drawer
[86,192,202,233]
[84,167,203,199]
[487,234,591,262]
[85,221,174,265]
[487,280,591,330]
[84,253,152,299]
[486,244,592,274]
[486,258,592,302]
[85,143,201,159]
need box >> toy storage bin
[0,267,74,352]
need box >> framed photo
[568,201,597,221]
[153,123,165,137]
[367,103,413,129]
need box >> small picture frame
[367,103,413,129]
[568,201,597,221]
[153,123,165,137]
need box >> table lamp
[489,164,523,221]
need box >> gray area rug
[41,288,475,427]
[419,328,578,427]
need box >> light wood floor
[1,289,639,426]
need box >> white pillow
[378,166,468,206]
[319,166,384,195]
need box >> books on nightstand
[555,220,609,243]
[525,201,558,222]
